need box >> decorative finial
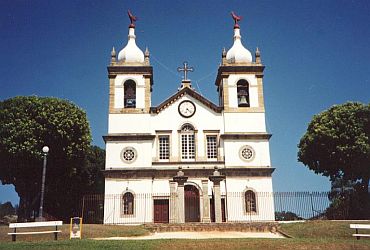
[177,166,184,176]
[145,47,150,57]
[127,10,137,28]
[111,47,116,65]
[222,47,226,57]
[231,11,242,29]
[213,166,220,176]
[255,47,261,63]
[222,47,227,65]
[144,47,150,65]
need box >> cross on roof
[177,61,194,81]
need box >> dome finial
[231,11,242,29]
[127,10,137,28]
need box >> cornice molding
[103,133,155,142]
[215,65,265,86]
[107,66,153,84]
[103,167,275,178]
[220,133,272,140]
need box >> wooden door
[154,199,169,223]
[185,185,200,222]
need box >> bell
[239,95,249,106]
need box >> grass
[0,221,369,249]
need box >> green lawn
[0,221,369,249]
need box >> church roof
[150,86,222,114]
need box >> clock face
[178,100,196,118]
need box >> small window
[237,80,250,107]
[206,135,217,159]
[122,192,134,215]
[245,190,256,213]
[124,80,136,108]
[159,136,170,160]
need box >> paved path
[94,231,285,240]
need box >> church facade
[103,13,275,224]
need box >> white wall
[225,177,275,221]
[224,140,271,167]
[108,114,151,133]
[104,178,154,224]
[223,113,266,133]
[105,141,153,169]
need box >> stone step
[144,222,278,233]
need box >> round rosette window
[239,145,255,162]
[121,147,137,163]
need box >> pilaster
[257,75,265,109]
[109,77,115,113]
[169,181,177,224]
[172,167,188,223]
[209,167,225,223]
[201,180,211,223]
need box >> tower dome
[226,12,252,63]
[118,27,144,63]
[118,11,144,63]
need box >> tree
[275,211,303,221]
[0,201,16,218]
[298,102,370,218]
[0,96,93,221]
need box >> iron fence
[78,192,341,224]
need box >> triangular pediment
[150,87,222,114]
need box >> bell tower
[215,13,265,114]
[108,11,153,114]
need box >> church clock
[178,100,196,118]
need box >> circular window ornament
[121,147,137,164]
[239,145,255,162]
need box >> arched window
[237,80,250,107]
[245,190,257,213]
[181,124,195,160]
[121,192,134,215]
[124,80,136,108]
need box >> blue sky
[1,0,369,205]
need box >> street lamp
[37,146,49,221]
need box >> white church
[103,12,275,224]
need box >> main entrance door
[184,185,200,222]
[154,199,169,223]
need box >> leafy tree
[0,201,16,218]
[275,211,303,221]
[83,145,105,194]
[0,96,94,221]
[298,102,370,218]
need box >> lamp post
[37,146,49,221]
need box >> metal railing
[78,192,339,224]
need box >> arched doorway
[184,185,200,222]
